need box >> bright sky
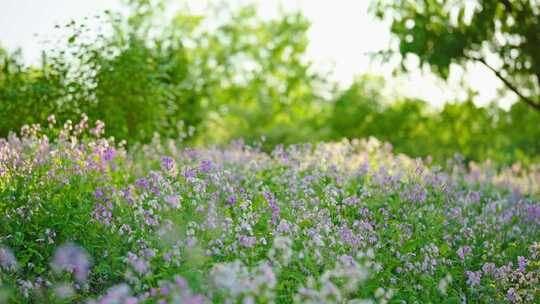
[0,0,506,108]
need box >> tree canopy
[373,0,540,112]
[0,1,327,144]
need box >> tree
[372,0,540,112]
[0,49,68,135]
[0,1,327,144]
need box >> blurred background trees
[1,1,327,145]
[373,0,540,112]
[1,0,539,166]
[328,75,540,165]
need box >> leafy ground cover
[1,115,539,303]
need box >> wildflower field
[0,116,539,303]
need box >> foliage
[0,50,68,136]
[372,0,540,111]
[0,1,326,145]
[329,76,540,166]
[1,118,539,303]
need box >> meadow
[0,116,539,303]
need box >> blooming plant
[0,115,539,303]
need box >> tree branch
[466,55,540,112]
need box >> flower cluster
[0,117,539,303]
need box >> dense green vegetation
[329,75,540,165]
[0,2,326,147]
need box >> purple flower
[457,246,472,260]
[103,147,116,162]
[160,286,170,296]
[182,168,197,179]
[0,246,18,271]
[495,264,512,280]
[467,191,481,204]
[135,177,149,189]
[127,252,150,275]
[181,294,205,304]
[340,227,357,245]
[525,204,540,222]
[175,275,188,289]
[239,235,257,248]
[51,243,92,282]
[93,203,113,225]
[517,256,527,272]
[465,270,482,287]
[120,187,135,205]
[342,196,360,206]
[164,195,180,208]
[338,255,354,265]
[507,288,517,302]
[263,190,280,225]
[482,262,496,275]
[93,188,106,200]
[198,159,213,173]
[226,195,237,205]
[403,183,427,203]
[276,220,290,233]
[160,156,177,175]
[91,283,136,304]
